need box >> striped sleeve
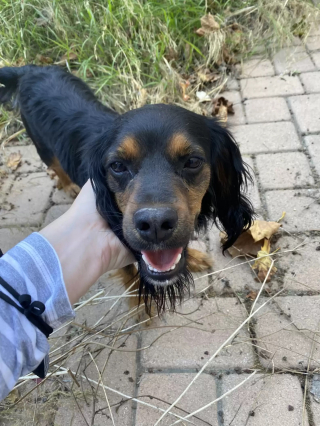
[0,232,75,401]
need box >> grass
[0,0,318,124]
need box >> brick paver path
[1,27,320,426]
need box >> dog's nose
[134,208,178,243]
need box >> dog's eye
[184,157,203,169]
[110,161,127,173]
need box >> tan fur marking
[117,136,140,160]
[49,157,80,198]
[187,247,213,272]
[188,164,211,216]
[167,133,192,158]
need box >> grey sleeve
[0,232,75,401]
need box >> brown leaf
[165,47,179,61]
[180,80,190,102]
[246,290,257,300]
[212,96,234,123]
[221,231,262,258]
[252,239,277,282]
[35,54,53,64]
[14,57,26,67]
[248,220,281,242]
[222,47,236,65]
[196,13,220,36]
[197,68,220,83]
[221,219,282,259]
[59,52,78,62]
[6,152,22,171]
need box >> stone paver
[256,152,314,189]
[310,382,320,424]
[276,236,320,292]
[226,78,239,91]
[265,189,320,231]
[311,51,320,68]
[232,122,301,154]
[273,46,315,74]
[140,298,255,370]
[255,296,320,370]
[43,204,70,226]
[0,172,54,226]
[237,57,275,78]
[244,97,291,123]
[208,228,261,294]
[289,94,320,133]
[0,145,45,173]
[306,35,320,51]
[241,76,304,99]
[136,373,218,426]
[52,186,75,204]
[222,374,308,426]
[54,335,137,426]
[0,227,36,252]
[243,155,262,210]
[300,71,320,93]
[305,135,320,175]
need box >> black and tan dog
[0,65,254,314]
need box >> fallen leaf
[212,96,234,123]
[246,290,257,300]
[196,91,211,102]
[55,51,78,64]
[13,57,26,67]
[252,239,277,282]
[179,80,190,101]
[222,47,236,65]
[196,13,220,36]
[197,68,220,83]
[6,152,22,171]
[35,54,53,64]
[220,231,262,257]
[165,47,179,61]
[61,52,77,61]
[220,218,282,259]
[248,220,281,242]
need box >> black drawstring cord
[0,249,53,378]
[0,276,53,338]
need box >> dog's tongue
[142,248,182,272]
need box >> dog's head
[90,104,254,313]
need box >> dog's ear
[201,118,254,251]
[87,132,129,249]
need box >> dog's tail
[0,66,31,106]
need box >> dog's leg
[49,157,80,198]
[187,247,213,272]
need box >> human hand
[40,180,134,304]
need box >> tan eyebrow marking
[116,136,140,160]
[167,133,193,158]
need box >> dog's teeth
[175,254,181,265]
[142,254,147,263]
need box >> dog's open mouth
[141,247,184,283]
